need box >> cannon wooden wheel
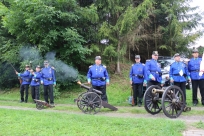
[76,92,86,110]
[79,92,102,114]
[162,85,185,118]
[144,85,162,115]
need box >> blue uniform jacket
[30,72,42,86]
[41,67,56,85]
[145,59,162,83]
[18,70,31,85]
[188,58,204,80]
[129,63,146,84]
[87,64,109,86]
[170,61,190,82]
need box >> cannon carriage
[144,85,190,118]
[75,81,117,114]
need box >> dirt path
[0,105,203,123]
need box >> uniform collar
[152,59,157,61]
[194,57,198,60]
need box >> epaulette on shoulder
[89,65,93,68]
[102,65,107,68]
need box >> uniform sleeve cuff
[88,79,91,82]
[144,80,147,84]
[54,82,56,85]
[18,73,20,76]
[149,74,153,79]
[106,79,109,82]
[130,78,132,81]
[170,77,173,80]
[188,76,191,80]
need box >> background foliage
[0,0,203,89]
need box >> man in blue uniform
[188,49,204,106]
[30,65,42,102]
[170,53,191,105]
[129,55,146,107]
[41,60,56,106]
[145,51,163,87]
[87,56,109,102]
[16,65,31,103]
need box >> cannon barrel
[77,81,102,95]
[152,88,164,94]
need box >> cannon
[34,99,55,110]
[144,85,191,118]
[75,81,118,114]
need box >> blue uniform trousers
[31,86,40,101]
[20,84,29,102]
[192,79,204,105]
[92,85,108,102]
[43,85,54,104]
[174,81,186,105]
[132,83,143,105]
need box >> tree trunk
[128,45,130,61]
[154,17,157,50]
[115,41,121,74]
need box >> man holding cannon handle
[15,65,31,103]
[145,51,164,88]
[87,56,110,102]
[170,53,191,107]
[41,60,56,106]
[188,49,204,106]
[129,55,146,107]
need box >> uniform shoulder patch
[102,65,107,68]
[89,65,93,68]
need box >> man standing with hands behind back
[87,56,110,103]
[41,60,56,106]
[129,55,146,107]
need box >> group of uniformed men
[129,49,204,107]
[16,60,56,106]
[87,49,204,108]
[16,50,204,108]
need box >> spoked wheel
[76,92,86,110]
[144,85,162,115]
[36,102,44,110]
[162,85,185,118]
[79,92,102,114]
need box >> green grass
[0,108,185,136]
[0,84,203,116]
[193,121,204,129]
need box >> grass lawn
[0,108,185,136]
[193,121,204,129]
[0,83,204,116]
